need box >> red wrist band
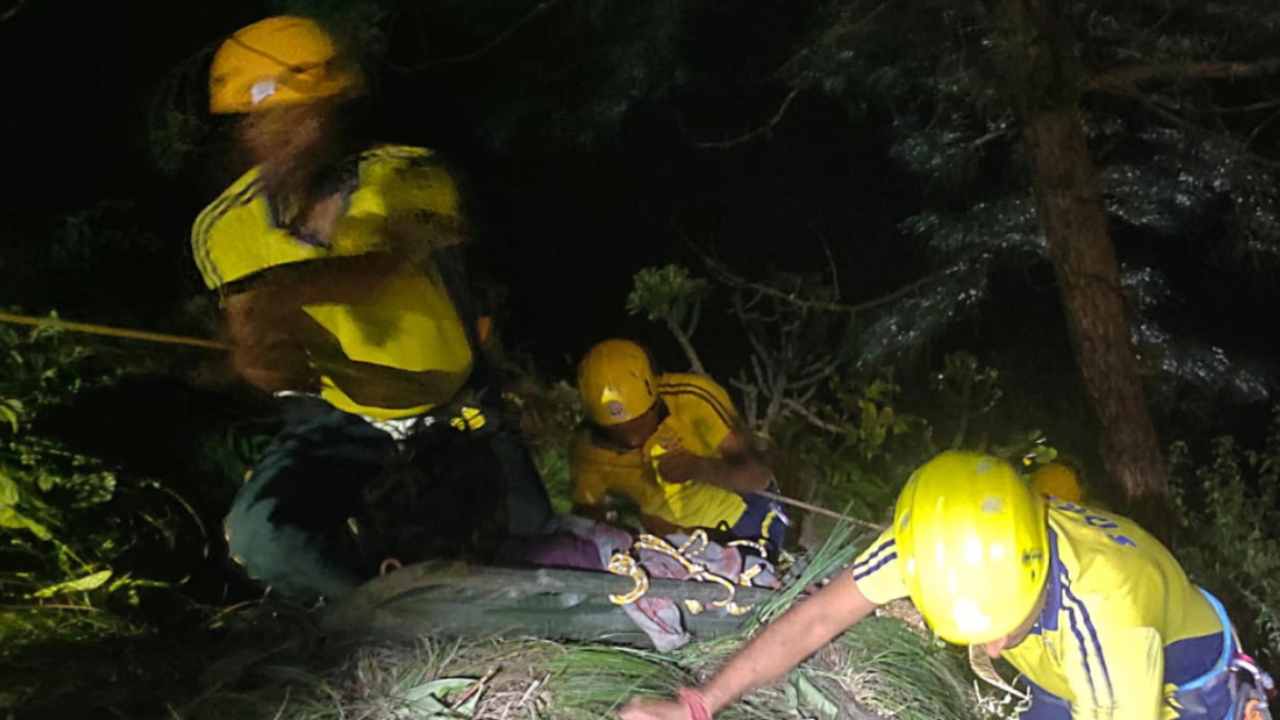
[677,688,712,720]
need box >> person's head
[893,451,1050,658]
[1029,460,1085,503]
[577,339,663,449]
[208,16,363,175]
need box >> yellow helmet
[209,16,362,114]
[892,451,1049,645]
[1030,461,1084,503]
[577,339,658,427]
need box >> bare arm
[620,572,878,719]
[218,208,471,401]
[656,430,773,494]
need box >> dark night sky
[0,2,914,377]
[1,1,1277,446]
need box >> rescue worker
[621,450,1269,720]
[570,339,788,558]
[192,16,552,604]
[1030,459,1086,504]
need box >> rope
[606,530,754,616]
[0,311,228,351]
[755,490,887,531]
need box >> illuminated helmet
[893,451,1049,645]
[209,16,362,114]
[1030,461,1084,502]
[577,339,658,427]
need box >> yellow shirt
[570,373,748,530]
[191,145,474,420]
[851,499,1226,719]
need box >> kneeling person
[570,339,787,557]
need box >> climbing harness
[1230,650,1275,720]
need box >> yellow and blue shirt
[852,498,1232,719]
[570,372,748,530]
[191,145,474,420]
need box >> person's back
[194,143,475,419]
[1001,499,1229,716]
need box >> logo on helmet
[606,400,627,419]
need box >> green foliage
[1168,406,1280,663]
[931,351,1004,450]
[782,370,933,525]
[625,264,709,329]
[831,617,977,720]
[0,321,200,658]
[502,376,583,514]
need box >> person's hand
[650,432,712,484]
[385,212,469,266]
[655,446,712,485]
[617,696,692,720]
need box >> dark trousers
[727,492,789,559]
[223,398,553,604]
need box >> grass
[161,519,984,720]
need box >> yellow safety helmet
[1029,461,1084,503]
[577,339,658,427]
[892,451,1049,645]
[209,16,362,114]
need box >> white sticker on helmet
[250,79,278,105]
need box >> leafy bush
[502,375,583,514]
[0,320,202,658]
[1168,405,1280,663]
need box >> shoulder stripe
[192,178,262,289]
[852,551,897,582]
[658,381,736,428]
[852,538,896,573]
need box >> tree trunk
[996,0,1171,541]
[1021,109,1171,540]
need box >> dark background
[1,0,1277,447]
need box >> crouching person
[621,451,1271,720]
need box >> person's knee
[225,498,360,602]
[223,495,281,581]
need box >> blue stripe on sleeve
[853,553,898,582]
[851,538,896,574]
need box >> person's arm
[220,278,463,406]
[654,429,772,494]
[218,206,470,401]
[619,572,878,719]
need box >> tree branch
[783,399,847,434]
[393,0,564,71]
[0,0,27,23]
[692,88,802,149]
[1088,59,1280,95]
[708,256,955,317]
[776,0,894,79]
[664,318,706,374]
